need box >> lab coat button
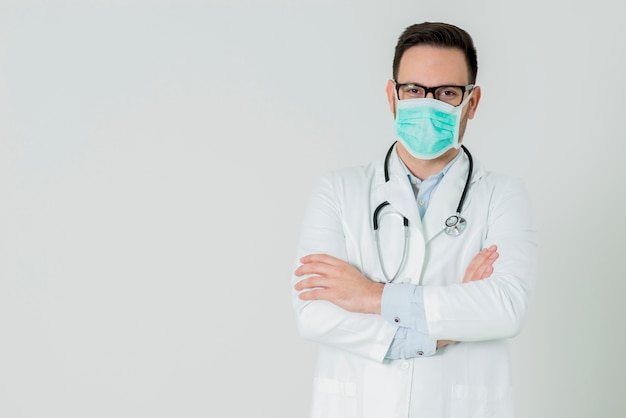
[400,362,410,369]
[393,317,400,324]
[417,351,424,356]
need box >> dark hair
[392,22,478,83]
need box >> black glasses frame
[394,81,475,106]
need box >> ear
[467,85,481,120]
[385,79,396,116]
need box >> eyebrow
[396,81,466,87]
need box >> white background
[0,1,624,417]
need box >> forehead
[397,45,470,85]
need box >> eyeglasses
[394,81,474,106]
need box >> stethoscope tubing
[455,144,473,215]
[372,142,473,282]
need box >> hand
[462,244,498,283]
[294,253,384,314]
[437,340,455,349]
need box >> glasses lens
[398,84,426,99]
[434,86,464,106]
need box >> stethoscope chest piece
[444,213,467,236]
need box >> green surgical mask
[394,94,471,160]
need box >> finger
[462,249,490,283]
[478,251,499,278]
[477,264,493,280]
[481,252,499,279]
[464,265,491,283]
[294,274,342,292]
[463,246,499,283]
[487,246,498,260]
[436,340,455,348]
[296,288,327,301]
[470,252,499,281]
[294,261,337,278]
[467,246,492,270]
[483,265,494,279]
[471,246,498,269]
[293,276,328,291]
[300,253,345,266]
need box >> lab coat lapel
[371,147,422,234]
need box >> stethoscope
[373,142,473,282]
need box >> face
[386,45,481,151]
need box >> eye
[436,87,462,100]
[402,85,425,97]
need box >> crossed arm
[293,245,499,348]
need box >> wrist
[370,282,384,314]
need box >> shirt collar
[400,148,463,185]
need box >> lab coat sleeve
[292,172,397,363]
[423,176,538,341]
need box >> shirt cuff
[382,283,428,331]
[382,283,437,359]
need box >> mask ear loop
[392,81,400,118]
[394,82,401,101]
[458,88,474,109]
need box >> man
[292,22,537,418]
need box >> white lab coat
[292,144,538,418]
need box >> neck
[396,144,460,180]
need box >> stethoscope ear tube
[372,201,390,230]
[455,144,473,217]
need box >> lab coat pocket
[450,384,514,418]
[310,377,357,418]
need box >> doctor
[292,21,538,418]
